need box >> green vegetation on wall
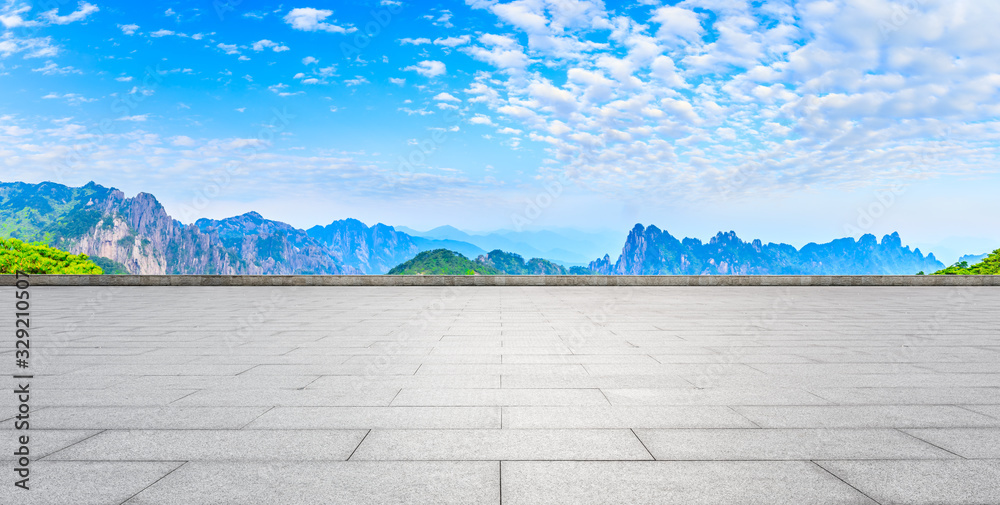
[932,249,1000,275]
[0,237,103,274]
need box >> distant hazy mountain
[589,224,944,275]
[959,253,989,265]
[306,219,484,274]
[396,225,620,265]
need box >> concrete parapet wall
[2,275,998,286]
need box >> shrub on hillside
[0,237,103,274]
[932,249,1000,275]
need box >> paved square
[3,285,999,504]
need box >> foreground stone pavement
[3,285,1000,504]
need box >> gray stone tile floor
[1,285,998,504]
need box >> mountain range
[1,181,953,275]
[588,224,944,275]
[0,181,476,275]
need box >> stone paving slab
[0,461,183,505]
[245,406,502,429]
[123,461,500,504]
[351,429,652,461]
[3,285,999,503]
[45,430,369,461]
[0,430,100,461]
[817,460,1000,505]
[633,428,956,460]
[501,461,878,504]
[903,428,1000,458]
[733,405,1000,428]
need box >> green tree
[0,237,103,274]
[931,249,1000,275]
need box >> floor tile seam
[237,406,276,430]
[345,429,372,461]
[893,429,968,459]
[629,428,656,461]
[301,456,989,462]
[810,460,885,505]
[954,405,1000,418]
[725,406,763,429]
[35,429,108,461]
[119,460,189,505]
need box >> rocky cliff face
[0,181,355,274]
[307,219,420,274]
[196,212,351,274]
[589,224,944,275]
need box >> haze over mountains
[1,181,954,275]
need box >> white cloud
[462,34,530,72]
[41,1,99,25]
[400,38,431,45]
[150,29,175,38]
[344,76,369,86]
[116,114,149,122]
[284,8,355,34]
[404,60,446,78]
[469,114,495,126]
[252,39,290,52]
[433,92,461,102]
[302,56,319,65]
[32,61,81,75]
[118,23,139,35]
[434,35,471,47]
[170,135,197,147]
[389,77,406,86]
[0,5,36,28]
[217,43,239,55]
[651,6,703,44]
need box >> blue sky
[1,0,998,260]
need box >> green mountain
[475,249,568,275]
[932,249,1000,275]
[387,249,499,275]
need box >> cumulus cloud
[433,92,461,102]
[251,39,290,52]
[434,0,1000,200]
[217,43,239,55]
[434,35,471,47]
[404,60,446,78]
[283,8,355,34]
[118,23,139,35]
